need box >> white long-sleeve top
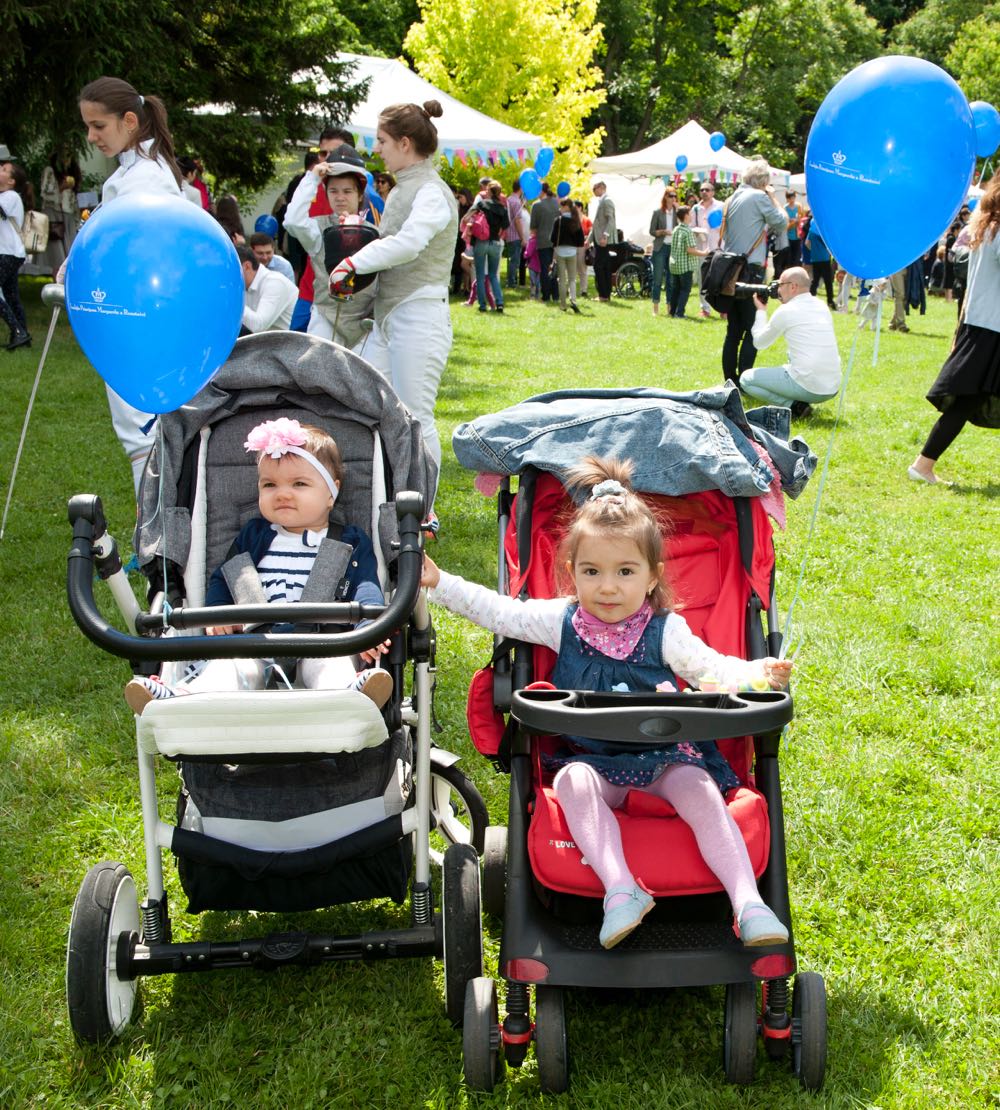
[242,264,297,332]
[347,183,452,276]
[101,140,182,204]
[0,190,25,258]
[751,293,842,395]
[429,571,771,689]
[282,170,326,256]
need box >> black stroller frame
[465,468,827,1093]
[63,335,487,1045]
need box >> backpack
[21,211,49,254]
[469,209,490,242]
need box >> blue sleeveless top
[546,606,741,793]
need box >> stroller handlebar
[66,492,425,661]
[511,687,793,743]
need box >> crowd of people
[1,81,995,494]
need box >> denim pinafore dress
[547,606,741,794]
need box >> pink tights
[553,761,762,916]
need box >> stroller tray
[512,688,793,744]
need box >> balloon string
[779,319,865,660]
[1,305,61,541]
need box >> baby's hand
[360,639,392,664]
[420,554,441,589]
[206,624,242,635]
[763,658,793,689]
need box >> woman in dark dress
[909,174,1000,484]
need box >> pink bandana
[571,600,655,661]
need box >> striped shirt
[669,224,699,274]
[257,525,325,604]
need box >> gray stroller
[64,331,486,1043]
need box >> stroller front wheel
[792,971,827,1091]
[534,985,569,1093]
[463,976,505,1091]
[66,861,141,1044]
[723,980,758,1085]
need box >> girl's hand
[360,639,392,664]
[763,658,793,689]
[420,554,441,589]
[206,624,243,635]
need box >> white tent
[332,53,544,165]
[588,120,791,188]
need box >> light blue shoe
[599,884,655,949]
[737,901,789,947]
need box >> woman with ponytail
[68,76,183,493]
[327,100,458,491]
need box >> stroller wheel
[428,756,488,865]
[723,980,758,1085]
[442,843,483,1025]
[66,862,141,1044]
[481,825,507,918]
[463,977,505,1091]
[792,972,827,1091]
[534,986,569,1093]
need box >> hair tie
[137,94,145,108]
[590,479,627,501]
[244,418,339,501]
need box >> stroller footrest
[138,689,388,757]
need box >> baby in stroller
[422,454,792,949]
[124,417,392,714]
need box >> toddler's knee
[554,761,604,799]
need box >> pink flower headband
[244,418,339,501]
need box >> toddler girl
[422,456,792,949]
[524,235,542,300]
[125,419,391,714]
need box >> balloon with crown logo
[65,194,243,412]
[805,56,976,279]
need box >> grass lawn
[1,276,997,1109]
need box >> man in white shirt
[739,267,841,415]
[249,231,295,282]
[237,246,297,333]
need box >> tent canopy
[589,120,790,187]
[331,53,544,164]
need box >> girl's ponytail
[138,94,182,187]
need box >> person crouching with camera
[738,266,842,418]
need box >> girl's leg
[487,242,504,308]
[553,762,632,893]
[473,240,489,308]
[0,255,27,337]
[643,764,759,915]
[643,763,786,942]
[556,255,569,309]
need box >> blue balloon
[66,195,243,413]
[535,147,555,178]
[254,213,279,238]
[556,180,571,198]
[709,131,726,152]
[967,196,979,211]
[970,101,1000,158]
[520,168,542,201]
[675,154,688,173]
[805,56,976,279]
[707,208,723,229]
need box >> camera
[734,280,780,302]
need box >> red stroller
[455,398,827,1093]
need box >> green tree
[594,0,734,153]
[710,0,883,168]
[890,0,990,66]
[403,0,606,185]
[1,0,365,191]
[945,4,1000,106]
[339,0,421,57]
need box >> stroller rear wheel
[792,971,827,1090]
[534,985,569,1093]
[463,976,505,1091]
[442,843,483,1025]
[428,755,488,864]
[723,980,758,1084]
[66,861,141,1044]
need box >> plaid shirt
[669,224,698,274]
